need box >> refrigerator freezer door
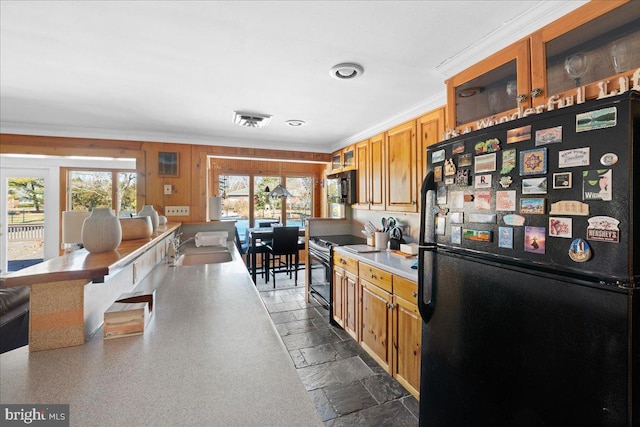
[419,249,631,426]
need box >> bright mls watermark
[1,405,68,426]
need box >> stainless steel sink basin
[177,250,232,266]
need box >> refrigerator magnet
[568,238,592,262]
[507,125,531,144]
[503,214,525,226]
[458,153,473,167]
[520,198,546,215]
[450,212,464,224]
[463,229,492,242]
[452,141,465,154]
[522,177,547,194]
[500,149,516,174]
[583,169,612,201]
[549,200,589,216]
[496,191,516,211]
[600,153,618,166]
[437,186,447,205]
[535,126,562,146]
[549,217,572,238]
[475,138,501,154]
[499,176,513,188]
[432,149,445,163]
[586,216,620,243]
[444,158,457,176]
[576,106,617,133]
[498,227,513,249]
[474,174,492,188]
[450,191,464,209]
[474,191,491,210]
[451,226,462,244]
[455,169,471,186]
[475,153,497,173]
[524,226,546,254]
[552,172,572,189]
[520,148,547,176]
[468,213,496,224]
[559,147,590,168]
[434,166,443,182]
[435,217,446,235]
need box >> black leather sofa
[0,286,30,354]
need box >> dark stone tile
[279,318,320,336]
[300,343,341,366]
[323,380,377,416]
[331,339,361,360]
[274,323,288,336]
[324,400,418,427]
[328,356,374,384]
[280,293,305,302]
[308,328,344,347]
[292,307,323,320]
[312,316,331,329]
[308,388,337,422]
[269,311,298,324]
[401,395,420,419]
[330,325,352,341]
[282,332,315,350]
[269,301,304,313]
[357,348,389,375]
[361,374,409,404]
[289,349,308,369]
[297,363,340,391]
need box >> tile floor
[256,278,419,426]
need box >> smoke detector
[329,63,364,80]
[232,111,272,128]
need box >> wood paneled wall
[0,133,331,222]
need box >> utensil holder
[374,232,389,250]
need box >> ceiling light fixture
[329,63,364,80]
[232,111,272,128]
[285,120,306,127]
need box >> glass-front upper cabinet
[446,40,531,131]
[530,0,640,105]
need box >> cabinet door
[530,0,639,106]
[369,133,385,211]
[360,279,392,372]
[446,39,531,132]
[332,267,345,327]
[386,120,418,212]
[392,295,421,399]
[331,150,342,172]
[417,107,446,181]
[354,140,370,208]
[342,145,356,171]
[344,271,359,341]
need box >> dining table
[246,226,305,283]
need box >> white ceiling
[0,1,586,153]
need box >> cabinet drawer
[334,252,358,275]
[359,262,392,293]
[394,275,418,303]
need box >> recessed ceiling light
[232,111,272,128]
[285,120,306,127]
[329,63,364,80]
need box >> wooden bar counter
[0,223,180,351]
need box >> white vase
[138,205,159,232]
[81,208,122,253]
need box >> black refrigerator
[417,91,639,426]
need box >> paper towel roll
[209,196,222,220]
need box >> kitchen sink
[176,249,232,266]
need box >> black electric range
[307,234,366,310]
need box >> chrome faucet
[168,236,195,266]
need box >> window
[285,177,312,227]
[69,170,136,217]
[219,175,250,237]
[254,176,281,224]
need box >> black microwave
[327,170,356,205]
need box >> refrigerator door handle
[418,171,437,323]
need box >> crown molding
[0,121,330,154]
[332,91,447,151]
[435,1,588,80]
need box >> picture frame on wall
[158,152,179,176]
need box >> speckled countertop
[0,244,323,427]
[334,246,419,282]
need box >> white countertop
[0,244,322,426]
[335,246,419,282]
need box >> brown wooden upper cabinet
[446,0,639,133]
[386,120,418,212]
[355,133,386,211]
[417,107,446,183]
[331,144,356,173]
[530,0,640,106]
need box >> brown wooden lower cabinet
[332,255,421,399]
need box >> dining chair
[265,226,300,287]
[240,227,267,280]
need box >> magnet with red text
[586,216,620,243]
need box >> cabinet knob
[412,291,418,298]
[341,259,346,265]
[530,88,543,98]
[516,94,528,103]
